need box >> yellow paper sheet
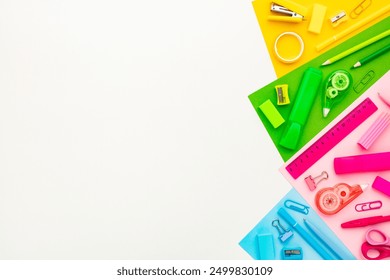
[253,0,390,77]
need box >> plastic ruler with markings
[286,97,378,179]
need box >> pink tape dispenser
[315,183,368,215]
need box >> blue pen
[277,208,335,260]
[303,219,353,260]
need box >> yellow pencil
[316,4,390,52]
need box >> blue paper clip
[284,200,310,215]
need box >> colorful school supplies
[314,183,368,215]
[334,151,390,174]
[353,44,390,68]
[252,0,390,77]
[322,69,353,117]
[279,67,322,150]
[321,29,390,66]
[277,207,335,260]
[361,228,390,260]
[248,17,390,162]
[242,2,390,260]
[286,98,377,179]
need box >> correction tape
[322,70,353,117]
[315,183,368,215]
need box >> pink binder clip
[304,171,328,191]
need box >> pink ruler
[286,98,378,179]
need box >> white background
[0,0,290,259]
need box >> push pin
[305,171,328,191]
[272,219,293,242]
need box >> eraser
[358,112,390,149]
[372,176,390,197]
[257,234,275,260]
[259,99,285,128]
[308,4,327,34]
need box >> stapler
[268,0,308,23]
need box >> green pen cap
[279,67,323,150]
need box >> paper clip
[353,70,375,94]
[304,171,328,191]
[355,200,382,212]
[284,200,310,215]
[350,0,372,19]
[272,219,294,242]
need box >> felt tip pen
[277,208,335,260]
[334,151,390,174]
[279,67,322,150]
[341,215,390,228]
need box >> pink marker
[334,151,390,174]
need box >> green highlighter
[279,67,322,150]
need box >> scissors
[361,228,390,260]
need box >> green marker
[279,67,322,150]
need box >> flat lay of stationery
[252,0,390,77]
[239,0,390,260]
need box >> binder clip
[268,1,308,23]
[305,171,328,191]
[272,219,294,242]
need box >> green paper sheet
[249,17,390,162]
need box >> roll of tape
[274,32,304,64]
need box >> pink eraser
[334,152,390,174]
[372,176,390,197]
[358,113,390,150]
